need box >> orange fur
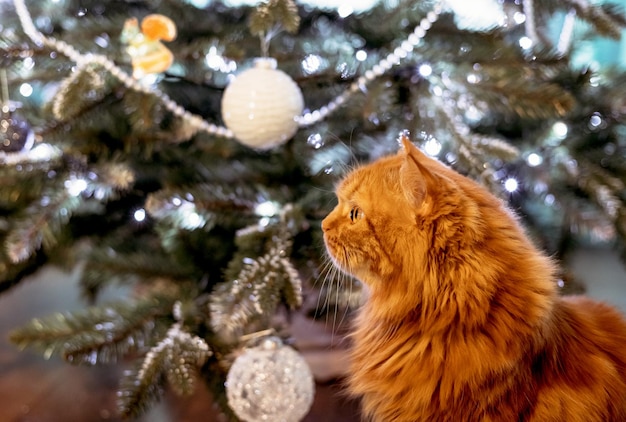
[321,135,626,421]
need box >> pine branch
[146,183,260,230]
[576,159,625,223]
[117,320,211,419]
[0,248,46,293]
[0,160,58,210]
[209,206,303,341]
[249,0,300,37]
[566,1,626,39]
[467,63,576,120]
[9,294,178,364]
[5,187,82,263]
[80,246,196,300]
[51,62,111,121]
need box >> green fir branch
[146,183,268,237]
[209,250,284,342]
[5,188,82,263]
[467,65,576,120]
[0,160,61,210]
[576,159,625,223]
[9,294,178,364]
[51,62,111,121]
[249,0,300,37]
[117,320,211,418]
[209,206,303,341]
[80,247,196,300]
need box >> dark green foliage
[9,293,177,364]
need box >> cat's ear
[398,133,439,207]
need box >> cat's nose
[321,217,331,232]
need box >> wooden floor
[0,266,360,422]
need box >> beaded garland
[13,0,443,147]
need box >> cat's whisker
[331,265,343,343]
[314,255,337,323]
[338,273,354,340]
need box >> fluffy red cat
[321,134,626,421]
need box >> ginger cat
[321,134,626,421]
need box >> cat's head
[322,134,487,304]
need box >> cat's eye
[349,207,363,222]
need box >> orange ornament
[121,14,177,79]
[141,14,177,42]
[130,48,174,79]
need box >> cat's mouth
[323,236,346,269]
[324,235,358,278]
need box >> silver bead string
[13,0,443,139]
[297,3,444,126]
[556,9,577,56]
[522,0,539,45]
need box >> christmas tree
[1,0,625,420]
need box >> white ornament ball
[226,337,315,422]
[221,58,304,150]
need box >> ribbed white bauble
[221,58,304,149]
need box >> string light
[255,201,280,217]
[418,64,433,77]
[19,83,33,97]
[552,121,568,138]
[64,177,88,196]
[504,177,519,193]
[133,208,146,222]
[519,36,533,50]
[423,137,442,157]
[526,152,543,167]
[182,211,204,229]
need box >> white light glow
[589,114,602,128]
[19,83,33,97]
[205,46,237,73]
[552,121,568,138]
[519,36,533,50]
[134,208,146,222]
[418,64,432,77]
[513,12,526,24]
[423,138,442,157]
[337,4,353,17]
[301,54,322,74]
[183,211,204,229]
[29,143,60,161]
[445,0,505,30]
[526,153,543,167]
[504,177,519,193]
[355,50,368,62]
[65,178,88,196]
[22,57,35,70]
[186,0,212,7]
[255,201,279,217]
[466,73,480,84]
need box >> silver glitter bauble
[226,337,315,422]
[1,106,34,153]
